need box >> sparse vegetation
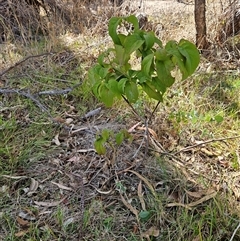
[0,0,240,241]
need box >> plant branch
[174,135,240,155]
[36,82,82,96]
[149,100,161,122]
[0,52,55,77]
[121,94,144,122]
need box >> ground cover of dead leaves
[2,101,236,240]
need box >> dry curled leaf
[15,230,29,237]
[51,181,73,191]
[27,178,39,196]
[128,170,157,198]
[16,216,30,227]
[185,190,203,198]
[1,175,27,179]
[52,133,61,146]
[138,180,146,211]
[128,122,141,133]
[34,197,66,207]
[167,191,217,209]
[120,194,139,220]
[142,226,160,240]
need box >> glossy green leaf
[124,81,139,103]
[141,53,154,77]
[155,49,169,61]
[123,34,144,56]
[154,37,163,48]
[118,78,127,94]
[108,17,122,45]
[143,31,155,50]
[171,52,188,80]
[114,44,127,65]
[156,60,175,87]
[165,40,178,50]
[178,39,200,76]
[152,76,166,94]
[141,82,163,101]
[124,15,139,31]
[118,34,127,45]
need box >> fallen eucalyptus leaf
[34,197,66,207]
[51,181,73,191]
[27,178,39,196]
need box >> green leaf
[97,49,114,66]
[171,52,188,80]
[118,34,127,45]
[143,31,155,50]
[141,82,163,101]
[92,82,101,97]
[156,59,175,87]
[155,49,169,61]
[115,131,125,145]
[123,34,144,56]
[141,54,154,77]
[94,137,106,155]
[107,78,121,98]
[118,78,128,94]
[114,44,128,65]
[88,65,99,85]
[154,37,163,48]
[139,210,152,221]
[165,40,178,50]
[108,17,122,45]
[101,129,111,141]
[178,39,200,76]
[124,15,139,31]
[89,64,110,81]
[99,84,115,107]
[214,115,224,123]
[124,81,139,103]
[152,76,166,94]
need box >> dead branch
[36,83,82,96]
[174,135,240,155]
[0,52,55,77]
[0,88,49,112]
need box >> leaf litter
[1,105,239,240]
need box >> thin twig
[149,100,161,122]
[36,83,82,96]
[121,94,144,122]
[0,88,50,113]
[174,135,240,155]
[0,52,55,77]
[0,88,72,129]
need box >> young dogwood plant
[88,15,200,107]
